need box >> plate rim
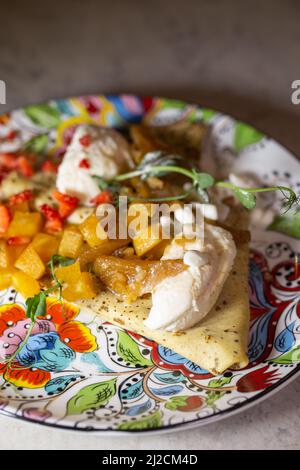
[0,93,299,435]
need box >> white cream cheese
[56,124,133,205]
[144,224,236,332]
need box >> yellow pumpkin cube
[32,233,59,262]
[145,239,171,259]
[0,242,27,269]
[79,214,107,247]
[14,244,45,279]
[7,211,42,238]
[55,261,96,301]
[0,241,11,269]
[58,229,83,258]
[10,201,30,214]
[12,270,40,298]
[0,268,13,290]
[132,225,162,257]
[72,272,97,300]
[8,245,27,264]
[61,272,96,301]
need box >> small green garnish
[113,151,298,211]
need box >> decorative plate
[0,95,299,434]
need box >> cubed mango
[132,225,162,257]
[0,268,13,290]
[14,244,45,279]
[7,211,42,238]
[79,214,107,247]
[32,233,59,262]
[12,270,40,298]
[0,241,11,269]
[58,229,83,258]
[55,261,96,301]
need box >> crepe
[77,226,250,375]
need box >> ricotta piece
[56,124,133,205]
[144,224,236,332]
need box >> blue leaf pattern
[126,399,152,416]
[274,321,296,353]
[154,372,185,384]
[121,380,143,399]
[150,385,183,396]
[45,375,81,394]
[81,352,112,373]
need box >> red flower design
[0,299,97,389]
[236,365,281,393]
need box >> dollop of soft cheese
[144,224,236,332]
[56,124,133,205]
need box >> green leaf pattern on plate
[116,331,153,367]
[67,379,117,415]
[118,410,162,430]
[234,122,264,151]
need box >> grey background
[0,0,299,450]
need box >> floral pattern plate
[0,95,299,434]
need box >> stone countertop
[0,0,299,450]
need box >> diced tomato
[6,130,18,140]
[52,190,79,219]
[79,134,91,147]
[17,156,34,177]
[9,190,33,206]
[7,236,31,246]
[90,190,113,206]
[0,153,18,170]
[79,158,90,169]
[45,217,63,234]
[40,204,63,233]
[41,160,58,173]
[0,205,12,233]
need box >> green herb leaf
[233,189,257,209]
[25,291,47,319]
[92,175,109,191]
[191,170,215,189]
[48,254,75,272]
[35,292,47,317]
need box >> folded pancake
[77,223,250,375]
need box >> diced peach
[55,261,96,301]
[93,255,185,302]
[0,268,13,290]
[7,244,27,264]
[12,270,40,298]
[10,201,30,214]
[0,241,11,269]
[145,239,171,259]
[14,244,45,279]
[79,214,107,247]
[74,272,97,299]
[7,211,42,238]
[58,228,83,258]
[32,233,59,262]
[132,225,162,257]
[55,260,81,285]
[0,241,26,269]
